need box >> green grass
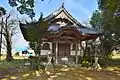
[0,59,27,69]
[1,55,27,60]
[1,55,120,80]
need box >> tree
[8,0,51,19]
[98,0,120,36]
[97,0,120,59]
[0,7,6,17]
[89,8,120,60]
[89,10,103,54]
[90,10,103,31]
[19,13,49,70]
[0,12,18,61]
[20,14,49,56]
[0,6,6,60]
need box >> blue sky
[0,0,98,51]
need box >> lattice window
[72,44,79,50]
[42,43,50,50]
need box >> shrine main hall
[20,3,102,64]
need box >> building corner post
[55,42,58,64]
[75,42,78,64]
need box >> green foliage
[0,59,27,69]
[0,6,6,17]
[28,56,46,71]
[14,52,20,56]
[39,62,46,71]
[20,14,49,56]
[98,0,120,36]
[29,21,48,55]
[81,61,90,67]
[29,42,36,50]
[90,1,120,60]
[98,59,108,67]
[90,10,103,31]
[23,21,49,42]
[28,56,39,70]
[8,0,45,18]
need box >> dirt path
[33,68,120,80]
[1,67,120,80]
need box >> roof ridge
[43,3,85,28]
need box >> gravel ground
[1,67,120,80]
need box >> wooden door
[58,43,70,57]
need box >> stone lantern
[92,39,101,69]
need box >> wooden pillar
[79,41,83,55]
[55,42,58,64]
[75,42,78,64]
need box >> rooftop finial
[61,1,64,8]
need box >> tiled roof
[48,24,102,35]
[43,2,84,28]
[77,28,102,34]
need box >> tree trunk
[6,45,13,61]
[6,36,13,61]
[36,42,41,56]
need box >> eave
[43,3,85,28]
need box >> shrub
[81,61,90,67]
[28,56,40,70]
[28,56,47,71]
[14,52,19,56]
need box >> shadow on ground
[0,67,120,80]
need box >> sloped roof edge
[43,3,84,27]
